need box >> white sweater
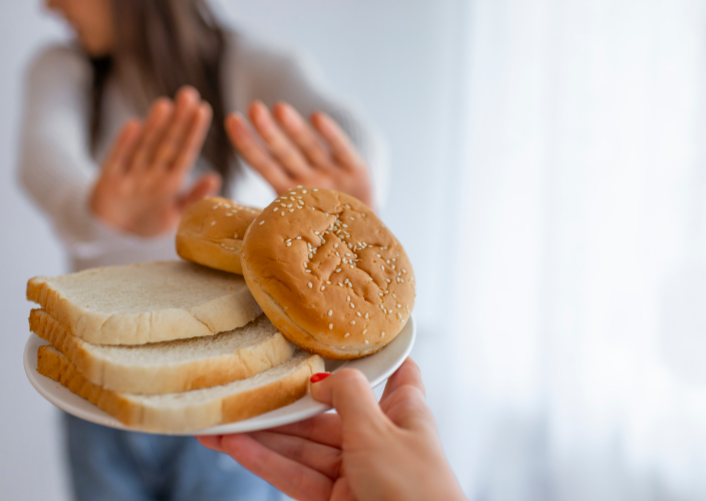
[18,32,387,272]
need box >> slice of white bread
[27,261,262,345]
[37,345,324,433]
[30,309,295,394]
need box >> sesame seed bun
[176,197,261,275]
[241,188,415,360]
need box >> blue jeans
[64,413,282,501]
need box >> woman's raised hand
[90,86,221,237]
[198,359,466,501]
[226,101,375,210]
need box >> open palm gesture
[90,87,220,237]
[226,101,374,210]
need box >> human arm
[198,359,467,501]
[18,47,219,250]
[17,46,120,258]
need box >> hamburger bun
[177,197,261,274]
[241,188,415,360]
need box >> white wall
[0,2,464,500]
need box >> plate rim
[24,315,416,435]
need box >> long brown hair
[90,0,236,187]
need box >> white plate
[24,316,416,436]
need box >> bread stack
[27,189,415,433]
[28,261,323,433]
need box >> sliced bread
[27,261,262,345]
[30,309,295,394]
[37,345,324,433]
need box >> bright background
[3,1,706,500]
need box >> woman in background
[18,0,386,499]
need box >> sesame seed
[326,281,331,284]
[357,312,361,317]
[302,189,307,193]
[345,333,350,337]
[338,283,343,287]
[259,220,265,225]
[308,282,313,288]
[313,188,318,191]
[297,236,302,239]
[329,323,333,330]
[402,269,407,274]
[365,340,369,345]
[381,265,385,271]
[364,313,369,320]
[281,211,285,216]
[286,242,291,246]
[305,270,311,273]
[381,332,386,337]
[321,286,325,291]
[281,203,286,207]
[335,268,341,273]
[350,217,355,221]
[386,279,391,283]
[212,205,218,209]
[343,224,348,228]
[233,233,239,239]
[350,303,355,308]
[289,209,295,212]
[351,321,356,325]
[210,221,216,226]
[314,231,320,235]
[334,243,339,248]
[397,313,402,319]
[363,329,368,334]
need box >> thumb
[310,369,386,432]
[177,173,222,212]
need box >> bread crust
[241,188,415,359]
[176,196,261,274]
[26,261,262,345]
[37,345,324,433]
[30,309,295,394]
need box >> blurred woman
[18,0,386,499]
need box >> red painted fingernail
[310,373,330,383]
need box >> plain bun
[241,188,415,360]
[177,197,261,274]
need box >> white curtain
[431,0,706,499]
